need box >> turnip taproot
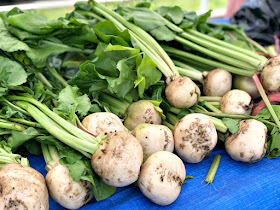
[91,131,143,187]
[46,162,93,209]
[138,151,186,206]
[165,76,200,109]
[174,113,217,163]
[124,100,162,130]
[0,163,49,210]
[260,55,280,92]
[82,112,125,136]
[132,124,174,160]
[220,89,253,115]
[202,69,232,97]
[225,119,267,163]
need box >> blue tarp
[29,143,280,210]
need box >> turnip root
[46,162,93,209]
[233,75,260,99]
[174,113,217,163]
[124,100,161,131]
[91,131,143,187]
[132,124,174,160]
[260,55,280,92]
[138,151,186,206]
[220,89,253,115]
[225,119,267,163]
[82,112,125,136]
[0,163,49,210]
[202,69,232,97]
[165,76,200,109]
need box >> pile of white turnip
[2,59,275,208]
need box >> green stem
[35,72,53,89]
[46,64,68,88]
[176,66,203,81]
[208,117,227,133]
[169,107,227,133]
[205,155,221,184]
[20,157,29,167]
[16,101,97,155]
[207,102,220,106]
[252,74,280,128]
[48,145,60,162]
[45,160,56,172]
[175,36,257,71]
[0,97,30,116]
[0,121,25,131]
[169,107,180,115]
[166,113,180,126]
[173,56,216,71]
[0,156,17,165]
[7,96,97,144]
[98,93,129,116]
[76,10,105,21]
[162,45,255,76]
[200,96,222,102]
[179,32,263,69]
[190,110,276,127]
[186,29,267,62]
[162,120,174,132]
[92,2,178,77]
[9,118,43,128]
[41,144,52,164]
[246,36,269,54]
[200,100,222,114]
[173,60,198,71]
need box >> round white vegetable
[233,75,260,99]
[132,124,174,160]
[138,151,186,206]
[174,113,217,163]
[0,163,49,210]
[82,112,125,136]
[124,100,162,131]
[46,162,93,209]
[91,131,143,187]
[165,76,200,109]
[220,89,253,115]
[260,55,280,92]
[202,68,232,97]
[225,119,267,163]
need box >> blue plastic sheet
[29,143,280,210]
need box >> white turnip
[132,124,174,160]
[91,131,143,187]
[46,162,93,210]
[165,76,200,109]
[82,112,125,136]
[260,55,280,92]
[225,119,267,163]
[138,151,186,206]
[0,163,49,210]
[233,75,260,99]
[174,113,217,163]
[220,89,253,115]
[124,100,162,131]
[202,68,232,97]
